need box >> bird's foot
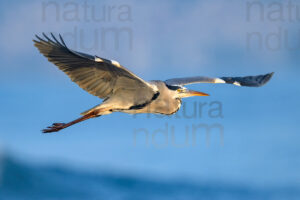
[42,123,66,133]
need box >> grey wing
[34,33,156,105]
[165,72,274,87]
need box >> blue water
[0,154,299,200]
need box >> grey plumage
[34,33,274,133]
[165,72,274,87]
[34,33,157,109]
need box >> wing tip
[33,32,66,46]
[269,72,275,77]
[261,72,274,86]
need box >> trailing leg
[42,111,99,133]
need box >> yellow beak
[182,90,209,98]
[188,90,209,96]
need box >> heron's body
[33,33,274,133]
[112,81,181,115]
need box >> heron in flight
[34,33,274,133]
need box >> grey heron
[34,33,274,133]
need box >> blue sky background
[0,0,300,188]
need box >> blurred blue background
[0,0,300,199]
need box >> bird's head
[167,85,209,99]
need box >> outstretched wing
[34,33,157,105]
[165,72,274,87]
